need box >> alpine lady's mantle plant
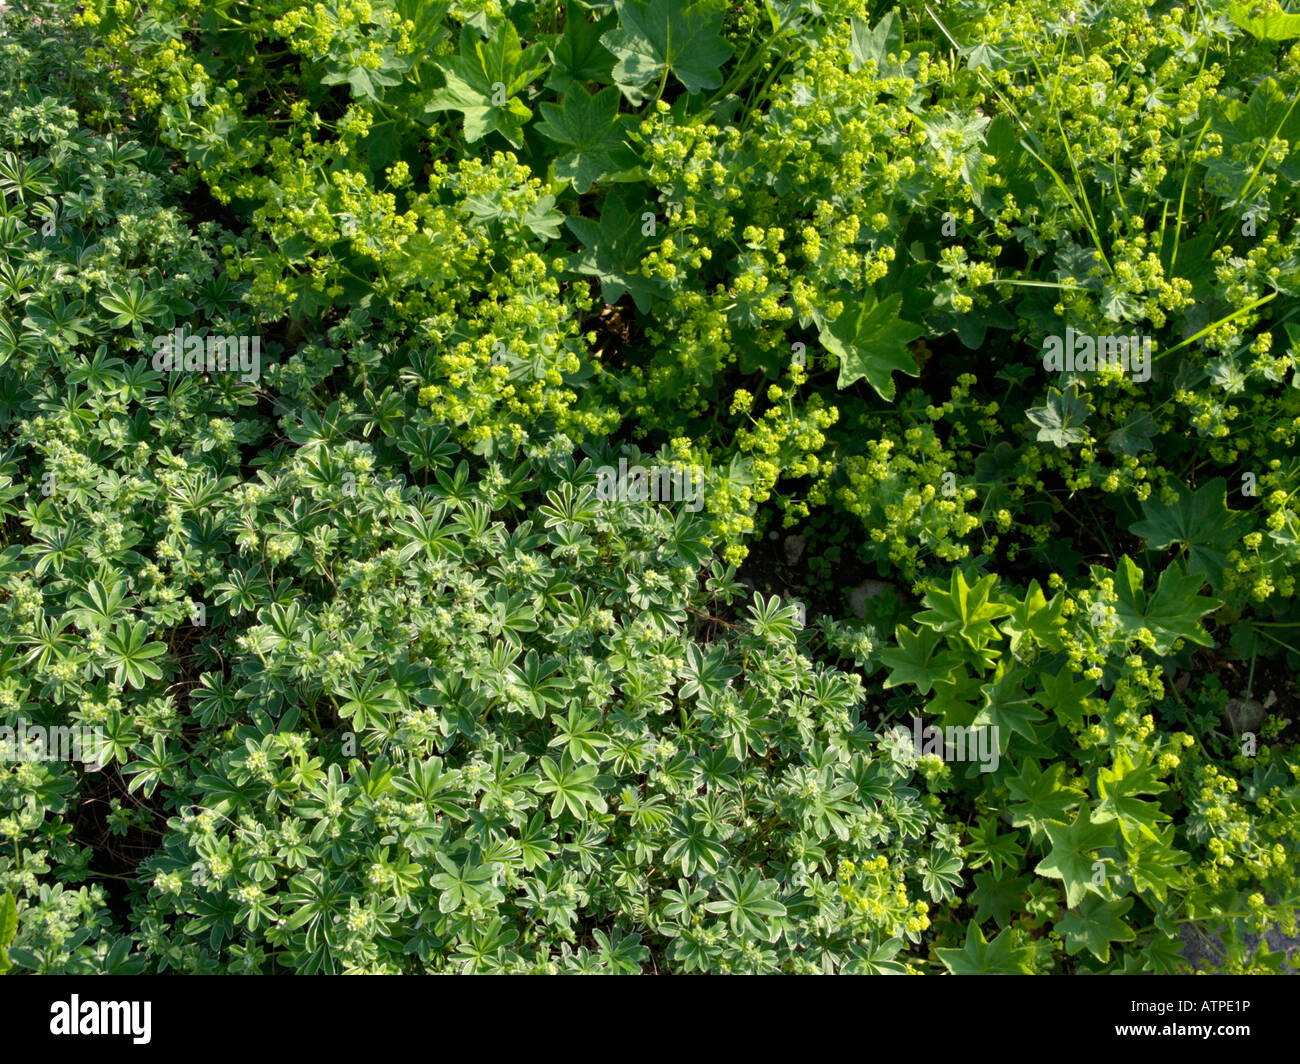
[151,327,262,382]
[593,457,705,511]
[0,720,106,769]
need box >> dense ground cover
[0,0,1298,974]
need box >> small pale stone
[783,535,806,565]
[1224,698,1266,734]
[849,580,891,619]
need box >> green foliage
[1129,479,1249,590]
[824,293,925,400]
[536,84,629,194]
[0,0,1295,977]
[426,22,550,146]
[603,0,733,103]
[0,893,16,972]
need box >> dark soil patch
[176,174,247,237]
[68,765,167,926]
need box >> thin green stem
[704,6,801,109]
[653,43,671,105]
[1235,89,1300,211]
[1170,118,1211,269]
[985,278,1087,290]
[1154,291,1278,362]
[1255,627,1300,658]
[929,5,1112,275]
